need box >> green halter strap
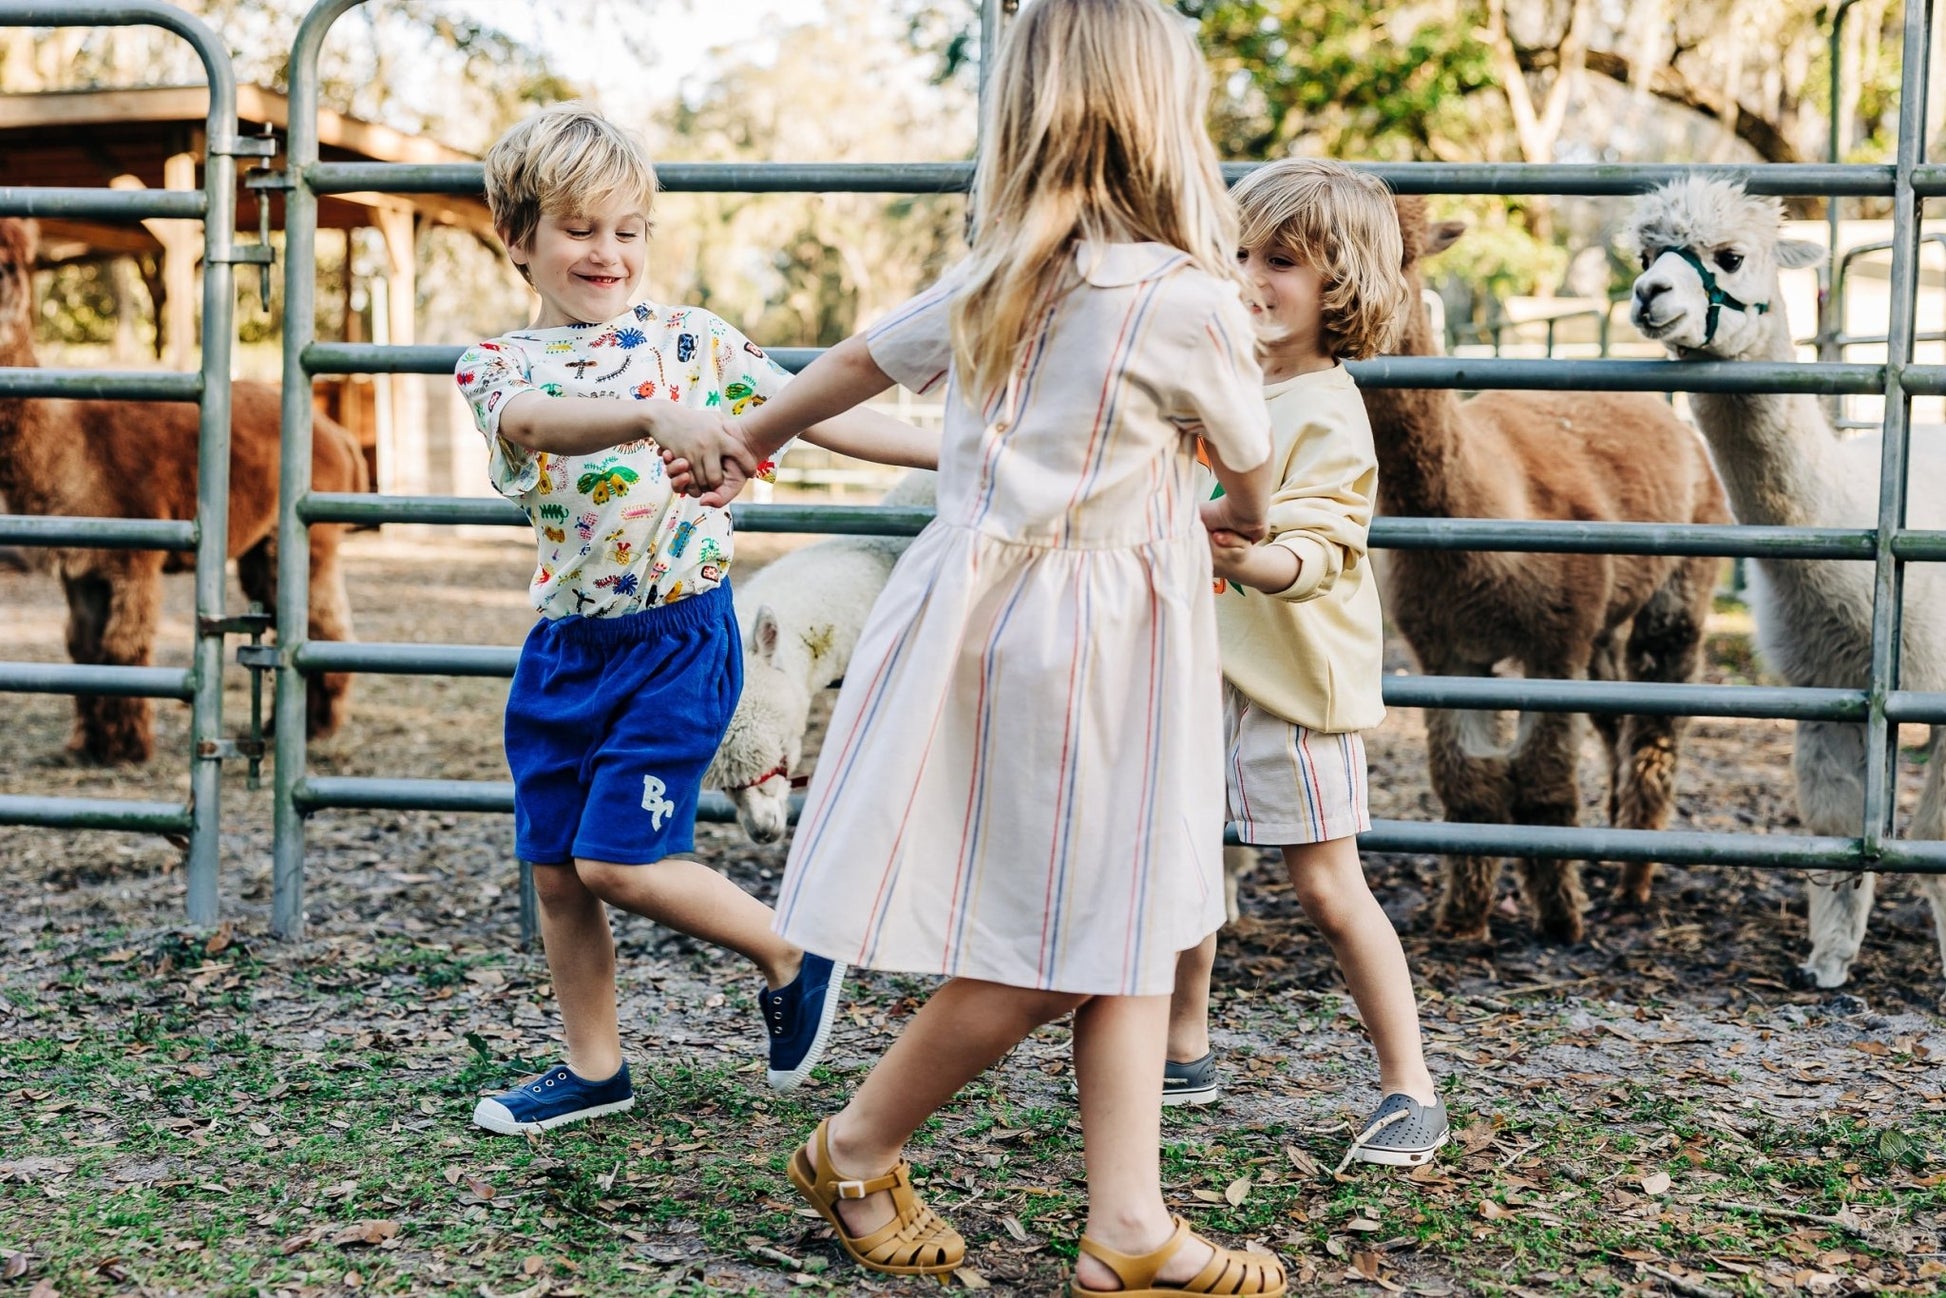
[1651,245,1768,345]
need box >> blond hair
[481,103,658,282]
[1233,158,1412,360]
[950,0,1242,407]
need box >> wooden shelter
[0,84,494,493]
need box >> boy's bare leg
[810,979,1085,1238]
[576,856,803,988]
[1071,994,1220,1291]
[533,862,624,1080]
[1285,838,1436,1103]
[1166,933,1217,1063]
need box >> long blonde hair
[949,0,1241,407]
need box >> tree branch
[1515,45,1802,163]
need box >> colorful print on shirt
[455,302,791,620]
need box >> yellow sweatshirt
[1202,363,1386,734]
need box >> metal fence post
[273,0,367,938]
[0,1,244,924]
[1861,0,1932,854]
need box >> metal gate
[0,0,264,926]
[263,0,1946,939]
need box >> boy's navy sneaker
[759,953,847,1090]
[472,1062,634,1135]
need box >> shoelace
[1333,1105,1410,1176]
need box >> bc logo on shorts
[641,775,677,831]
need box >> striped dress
[773,242,1271,996]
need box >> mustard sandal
[1071,1216,1287,1297]
[787,1118,966,1277]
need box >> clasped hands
[653,406,760,508]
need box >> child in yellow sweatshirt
[1170,158,1447,1170]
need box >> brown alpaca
[0,218,365,764]
[1367,199,1731,943]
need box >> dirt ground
[2,531,1943,1297]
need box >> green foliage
[1422,195,1570,325]
[1178,0,1497,162]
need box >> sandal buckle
[835,1179,869,1200]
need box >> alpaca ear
[1775,238,1826,270]
[752,606,781,663]
[1427,221,1466,256]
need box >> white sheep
[706,470,937,842]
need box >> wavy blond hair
[482,102,658,284]
[1233,158,1411,360]
[949,0,1242,407]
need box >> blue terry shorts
[505,582,741,866]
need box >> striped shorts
[1223,682,1371,846]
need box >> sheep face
[711,655,811,844]
[1625,177,1824,357]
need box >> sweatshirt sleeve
[1261,404,1377,603]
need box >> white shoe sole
[1162,1085,1221,1107]
[766,961,847,1090]
[1348,1129,1449,1167]
[471,1094,635,1135]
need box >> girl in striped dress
[674,0,1285,1290]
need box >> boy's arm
[499,391,755,472]
[1252,417,1377,602]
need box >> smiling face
[1238,244,1328,377]
[507,197,646,328]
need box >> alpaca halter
[1649,245,1768,346]
[726,761,810,793]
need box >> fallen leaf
[1224,1176,1252,1206]
[1640,1171,1672,1197]
[331,1220,400,1247]
[523,1254,544,1275]
[323,1179,358,1199]
[279,1232,318,1256]
[1347,1216,1383,1232]
[249,1121,272,1138]
[204,922,233,956]
[29,1281,56,1298]
[1458,1120,1496,1155]
[2,1253,25,1280]
[1191,1188,1227,1204]
[1285,1145,1322,1178]
[954,1268,991,1289]
[442,1165,462,1185]
[1000,1215,1028,1242]
[465,1175,495,1200]
[1477,1200,1513,1220]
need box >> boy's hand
[662,430,758,508]
[1200,495,1267,543]
[647,405,752,490]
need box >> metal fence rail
[0,0,247,919]
[252,0,1946,940]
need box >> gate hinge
[198,737,266,761]
[236,643,281,671]
[211,244,275,266]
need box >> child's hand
[1207,528,1255,583]
[649,405,752,490]
[1200,495,1267,543]
[662,435,758,508]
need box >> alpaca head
[0,218,36,356]
[706,605,810,844]
[1388,197,1465,354]
[1624,176,1824,357]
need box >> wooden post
[371,204,423,495]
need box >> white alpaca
[705,470,937,842]
[1627,176,1946,989]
